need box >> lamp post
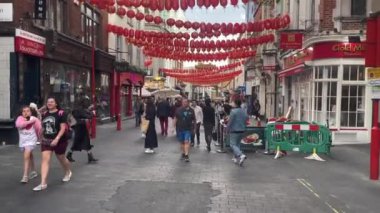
[90,4,96,139]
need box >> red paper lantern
[107,6,116,13]
[213,31,221,37]
[188,0,195,8]
[136,12,145,20]
[206,32,213,38]
[233,23,241,34]
[142,0,151,7]
[192,22,200,30]
[283,14,291,25]
[145,14,154,22]
[165,0,172,10]
[212,23,221,31]
[116,7,126,16]
[154,16,163,24]
[172,0,180,10]
[123,28,129,37]
[197,0,204,7]
[247,22,254,32]
[107,0,115,6]
[206,23,213,33]
[117,26,124,35]
[200,22,206,32]
[264,19,272,30]
[242,0,248,4]
[184,33,190,40]
[125,0,133,7]
[211,0,218,8]
[240,23,247,33]
[219,0,227,7]
[199,32,206,38]
[167,18,175,26]
[175,20,184,28]
[133,0,141,7]
[231,0,238,6]
[180,0,188,10]
[126,10,135,18]
[116,0,124,6]
[191,32,199,39]
[226,23,233,34]
[90,0,99,5]
[106,24,113,33]
[150,0,158,10]
[97,1,107,9]
[204,0,211,8]
[129,29,135,38]
[158,0,165,10]
[184,21,192,29]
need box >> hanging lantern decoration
[150,0,158,10]
[184,21,192,29]
[145,14,154,22]
[167,18,175,26]
[197,0,204,7]
[206,23,213,33]
[165,0,172,10]
[231,0,238,6]
[188,0,195,8]
[200,22,206,32]
[204,0,211,8]
[175,20,184,28]
[125,0,133,6]
[192,22,200,30]
[116,7,126,16]
[90,0,100,5]
[133,0,141,7]
[242,0,248,4]
[158,0,165,10]
[142,0,151,7]
[154,16,163,24]
[211,0,218,8]
[107,0,115,6]
[172,0,179,10]
[106,24,113,33]
[97,1,108,9]
[191,32,199,39]
[116,0,124,6]
[136,12,145,20]
[212,23,221,31]
[180,0,188,10]
[126,10,136,18]
[107,5,116,13]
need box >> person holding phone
[15,106,42,183]
[33,97,72,191]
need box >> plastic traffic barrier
[266,121,332,161]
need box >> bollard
[370,125,380,180]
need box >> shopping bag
[140,118,150,134]
[212,127,217,141]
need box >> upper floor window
[81,4,100,46]
[351,0,366,16]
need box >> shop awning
[278,64,305,78]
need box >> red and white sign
[275,124,320,131]
[15,29,46,57]
[313,42,365,60]
[280,32,303,50]
[263,55,276,71]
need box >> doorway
[19,55,41,105]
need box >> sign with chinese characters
[0,3,13,22]
[280,32,303,50]
[15,29,46,57]
[34,0,46,20]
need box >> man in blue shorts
[174,99,195,162]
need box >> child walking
[15,106,42,183]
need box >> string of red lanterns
[160,61,243,74]
[166,70,242,85]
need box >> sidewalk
[0,119,380,213]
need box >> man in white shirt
[191,100,204,147]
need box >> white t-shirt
[193,106,204,124]
[19,124,38,147]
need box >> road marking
[297,178,341,213]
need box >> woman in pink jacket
[15,106,42,183]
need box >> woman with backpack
[66,102,98,163]
[33,97,72,191]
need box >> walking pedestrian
[227,98,248,166]
[144,98,158,153]
[134,97,144,127]
[173,99,195,162]
[202,99,215,152]
[15,106,42,183]
[157,97,171,136]
[33,97,72,191]
[66,102,98,163]
[191,100,203,147]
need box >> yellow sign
[368,68,380,80]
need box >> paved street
[1,119,380,213]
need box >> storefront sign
[34,0,46,19]
[368,68,380,86]
[283,49,312,69]
[0,3,13,22]
[15,29,46,57]
[280,32,303,50]
[313,42,366,59]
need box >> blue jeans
[229,133,244,158]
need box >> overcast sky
[185,4,247,23]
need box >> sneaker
[180,153,186,160]
[207,146,211,152]
[145,149,151,153]
[239,155,247,166]
[184,155,190,162]
[62,171,72,182]
[33,184,47,191]
[29,171,38,180]
[190,143,194,147]
[232,157,238,164]
[149,149,155,154]
[20,176,28,183]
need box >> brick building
[0,0,115,143]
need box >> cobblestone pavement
[1,119,380,213]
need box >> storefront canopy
[151,88,180,98]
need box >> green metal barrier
[266,122,332,160]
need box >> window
[341,85,365,127]
[56,0,65,32]
[34,0,54,28]
[351,0,366,16]
[343,65,365,81]
[81,4,100,46]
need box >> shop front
[279,41,370,143]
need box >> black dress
[145,105,158,149]
[71,109,93,151]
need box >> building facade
[0,0,115,143]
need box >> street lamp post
[90,6,96,139]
